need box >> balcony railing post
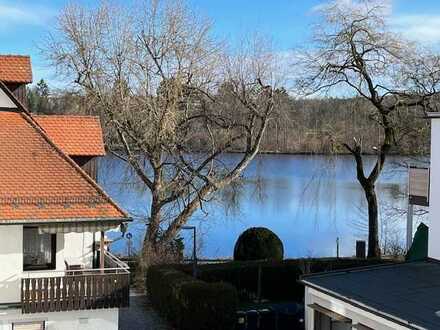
[100,231,105,272]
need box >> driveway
[119,291,172,330]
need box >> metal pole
[100,231,105,273]
[336,237,340,258]
[257,265,262,303]
[406,163,414,252]
[407,203,414,251]
[193,227,197,278]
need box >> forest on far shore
[28,79,430,157]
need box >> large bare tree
[296,0,440,257]
[45,1,279,262]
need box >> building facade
[0,56,130,330]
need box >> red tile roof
[0,55,32,84]
[33,115,106,157]
[0,82,128,222]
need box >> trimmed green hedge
[234,227,284,261]
[179,258,391,302]
[146,265,238,330]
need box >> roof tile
[0,110,127,221]
[34,115,106,156]
[0,55,32,84]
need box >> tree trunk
[363,184,381,258]
[346,142,383,259]
[141,196,162,270]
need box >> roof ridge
[0,54,31,60]
[301,260,407,280]
[0,54,31,58]
[0,81,129,220]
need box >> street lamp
[182,226,197,278]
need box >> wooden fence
[21,272,130,314]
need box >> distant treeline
[28,80,430,156]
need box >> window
[313,310,352,330]
[23,227,56,271]
[12,321,45,330]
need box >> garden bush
[179,258,392,303]
[146,265,238,330]
[234,227,284,261]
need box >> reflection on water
[99,154,427,258]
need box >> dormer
[33,115,106,181]
[0,55,32,106]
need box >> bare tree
[296,0,440,257]
[45,1,278,264]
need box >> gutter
[0,217,132,225]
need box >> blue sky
[1,0,440,87]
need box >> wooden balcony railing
[21,251,130,314]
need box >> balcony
[21,251,130,314]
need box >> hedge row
[179,258,390,302]
[146,265,238,330]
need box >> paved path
[119,291,172,330]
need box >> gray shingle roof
[302,260,440,329]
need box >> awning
[308,303,351,322]
[38,221,121,234]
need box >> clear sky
[1,0,440,87]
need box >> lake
[99,154,427,259]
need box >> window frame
[23,227,56,271]
[12,320,45,330]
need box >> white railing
[23,250,130,278]
[103,250,130,271]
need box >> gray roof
[302,260,440,330]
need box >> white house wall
[0,226,95,304]
[429,118,440,259]
[0,88,17,109]
[0,226,23,304]
[0,308,118,330]
[305,287,412,330]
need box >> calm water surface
[99,154,426,258]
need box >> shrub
[146,265,238,330]
[179,258,392,303]
[180,281,238,330]
[234,227,284,261]
[185,260,303,302]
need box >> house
[0,56,131,330]
[301,114,440,330]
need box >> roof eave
[426,112,440,119]
[3,79,32,84]
[0,217,132,225]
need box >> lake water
[99,154,427,259]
